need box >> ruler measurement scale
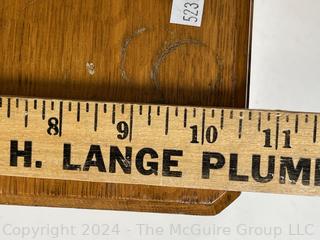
[0,96,319,196]
[0,98,316,153]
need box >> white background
[0,0,320,239]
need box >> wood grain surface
[0,0,252,215]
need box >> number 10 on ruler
[170,0,205,27]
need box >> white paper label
[170,0,205,27]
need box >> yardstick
[0,96,319,196]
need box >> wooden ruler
[0,96,319,196]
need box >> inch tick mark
[77,102,81,122]
[59,101,63,137]
[201,109,206,144]
[148,106,152,125]
[68,102,72,112]
[295,115,299,133]
[112,104,116,124]
[184,108,188,128]
[275,115,280,150]
[220,110,224,129]
[42,101,46,120]
[34,100,38,110]
[313,115,318,143]
[24,100,28,128]
[258,112,262,132]
[165,107,169,135]
[94,103,98,131]
[129,105,134,142]
[7,98,11,118]
[239,112,243,139]
[86,103,89,112]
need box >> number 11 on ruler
[170,0,205,27]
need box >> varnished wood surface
[0,0,252,215]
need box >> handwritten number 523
[183,2,199,23]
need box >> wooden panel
[0,0,252,215]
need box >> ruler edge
[0,94,319,115]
